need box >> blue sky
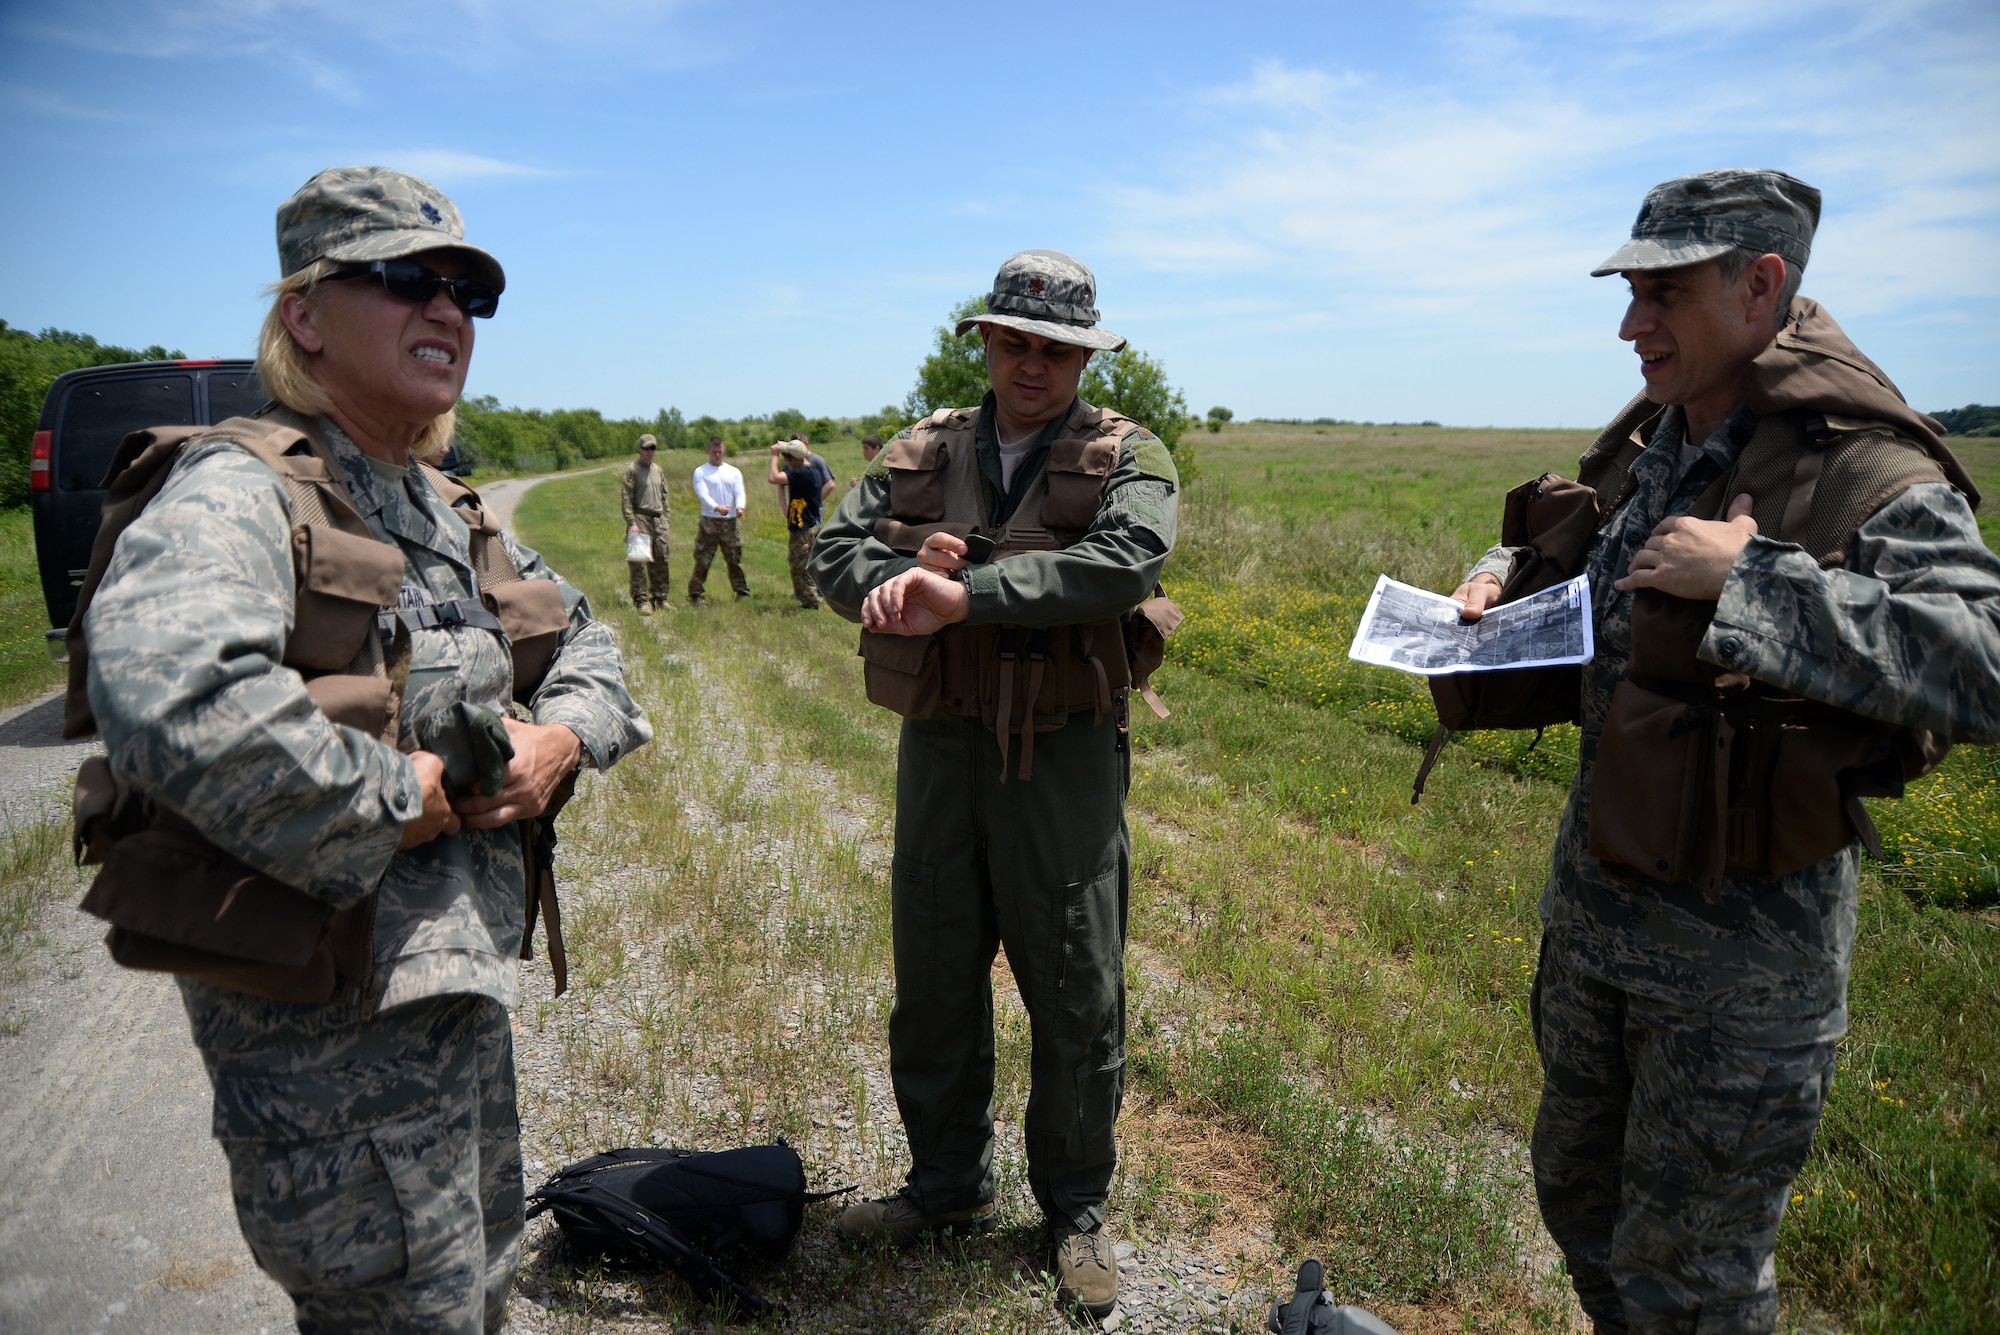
[2,0,1994,428]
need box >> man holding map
[1443,171,2000,1333]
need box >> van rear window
[58,374,195,490]
[207,368,268,421]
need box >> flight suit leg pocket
[1055,861,1125,1171]
[890,859,938,998]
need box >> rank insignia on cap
[1027,276,1046,294]
[420,201,443,225]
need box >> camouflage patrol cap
[955,249,1127,352]
[1592,169,1820,277]
[277,165,506,291]
[638,434,658,450]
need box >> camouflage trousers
[627,511,669,607]
[1531,929,1839,1334]
[195,992,523,1334]
[688,515,749,598]
[788,525,820,608]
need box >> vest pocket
[885,434,950,522]
[77,816,373,1005]
[1588,680,1731,896]
[483,577,570,703]
[1041,437,1119,529]
[287,524,406,672]
[304,673,396,741]
[858,630,940,718]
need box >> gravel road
[0,465,597,1335]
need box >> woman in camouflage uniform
[83,166,650,1333]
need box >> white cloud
[1098,4,2000,331]
[363,151,556,182]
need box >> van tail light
[30,431,51,491]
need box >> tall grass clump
[1177,1028,1511,1301]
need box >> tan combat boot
[837,1192,995,1246]
[635,597,652,617]
[1053,1224,1117,1319]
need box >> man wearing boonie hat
[623,432,670,614]
[81,164,650,1332]
[768,437,827,607]
[811,250,1182,1320]
[1447,170,2000,1332]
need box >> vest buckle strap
[378,599,507,638]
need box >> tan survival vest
[65,407,574,1006]
[1587,403,1961,898]
[857,403,1182,780]
[1427,300,1976,897]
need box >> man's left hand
[862,567,969,635]
[453,719,584,827]
[1615,494,1758,600]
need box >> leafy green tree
[0,322,183,507]
[1206,405,1233,433]
[652,406,691,450]
[1083,348,1190,452]
[903,296,990,419]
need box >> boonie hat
[278,165,506,291]
[956,250,1127,352]
[1592,169,1820,277]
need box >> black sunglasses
[321,259,501,318]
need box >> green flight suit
[810,394,1178,1231]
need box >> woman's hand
[452,720,584,828]
[399,751,462,848]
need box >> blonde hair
[257,259,458,456]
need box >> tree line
[0,322,184,508]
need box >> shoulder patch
[1128,431,1178,488]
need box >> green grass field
[0,414,1987,1327]
[510,424,1998,1331]
[0,508,64,712]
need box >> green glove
[416,701,515,798]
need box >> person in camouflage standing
[1451,170,2000,1333]
[811,250,1179,1321]
[622,432,670,614]
[83,166,651,1333]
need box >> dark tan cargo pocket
[304,673,396,740]
[1627,589,1721,686]
[859,630,940,718]
[287,524,405,672]
[1041,437,1119,529]
[884,434,950,522]
[80,819,372,1005]
[1589,680,1730,891]
[1767,725,1866,878]
[71,755,143,866]
[483,577,569,702]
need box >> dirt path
[0,465,600,1335]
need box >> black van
[30,359,267,657]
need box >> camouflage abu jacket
[810,393,1179,629]
[85,417,651,1025]
[1471,397,2000,1023]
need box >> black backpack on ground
[1267,1259,1401,1335]
[525,1141,849,1319]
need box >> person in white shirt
[689,435,751,602]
